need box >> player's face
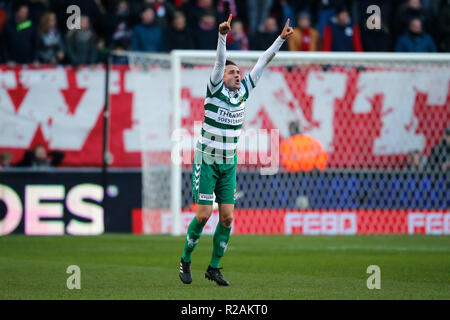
[223,65,241,91]
[34,146,47,160]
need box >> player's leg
[179,152,217,284]
[210,203,233,268]
[205,203,233,286]
[181,204,212,264]
[180,203,213,284]
[183,152,217,262]
[204,155,236,286]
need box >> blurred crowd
[0,0,449,67]
[0,0,449,172]
[1,145,64,169]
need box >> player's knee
[196,215,210,224]
[221,215,233,227]
[196,205,213,224]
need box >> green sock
[209,222,232,268]
[181,217,206,263]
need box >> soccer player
[179,14,293,286]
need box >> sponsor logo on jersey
[199,193,214,201]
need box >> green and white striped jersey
[195,32,285,161]
[196,74,256,159]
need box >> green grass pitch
[0,234,449,299]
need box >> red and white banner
[132,209,450,235]
[1,65,449,168]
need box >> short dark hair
[14,1,28,13]
[226,60,237,67]
[202,9,216,18]
[336,5,349,14]
[409,17,422,25]
[288,121,301,136]
[141,5,154,15]
[33,144,46,151]
[297,11,310,22]
[173,10,185,19]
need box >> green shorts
[191,151,237,205]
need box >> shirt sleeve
[208,33,227,94]
[242,73,256,96]
[249,36,285,87]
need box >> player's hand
[280,18,294,39]
[219,14,232,35]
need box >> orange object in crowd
[280,134,328,172]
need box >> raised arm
[250,19,294,85]
[210,14,232,85]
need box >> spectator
[280,121,328,172]
[421,0,441,19]
[405,150,426,171]
[438,0,450,52]
[165,11,194,51]
[65,0,106,38]
[2,3,39,67]
[317,0,348,36]
[173,0,191,11]
[217,0,238,22]
[66,15,99,65]
[37,11,65,65]
[360,13,392,52]
[105,0,133,50]
[287,12,319,51]
[122,1,148,27]
[395,18,436,52]
[28,0,50,25]
[188,0,220,30]
[96,37,108,64]
[0,151,12,169]
[193,10,217,50]
[0,0,13,17]
[394,0,432,39]
[280,0,315,16]
[110,21,132,51]
[16,145,64,168]
[426,128,450,171]
[288,120,302,136]
[143,0,176,29]
[0,3,8,33]
[249,16,282,51]
[280,0,296,26]
[131,6,164,52]
[246,0,274,36]
[322,6,363,52]
[227,19,249,50]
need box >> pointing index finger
[227,14,232,25]
[284,18,290,29]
